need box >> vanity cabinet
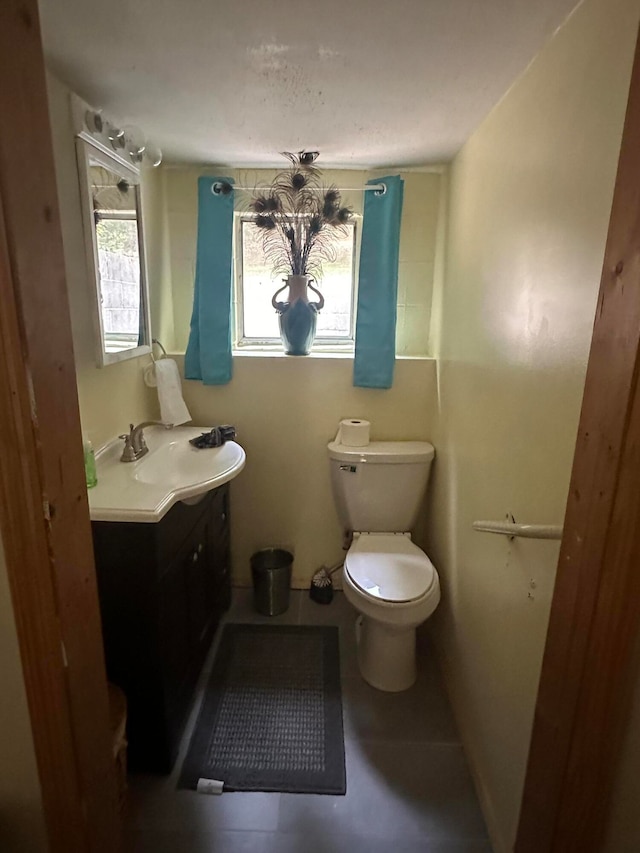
[92,484,231,773]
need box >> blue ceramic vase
[272,275,325,356]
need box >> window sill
[232,348,354,359]
[169,349,433,362]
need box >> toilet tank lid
[327,440,435,464]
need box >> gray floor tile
[124,587,488,850]
[125,828,271,852]
[125,829,493,853]
[341,634,458,744]
[299,591,359,678]
[224,587,303,625]
[341,665,459,744]
[277,739,488,842]
[125,777,280,833]
[299,589,356,628]
[264,835,493,853]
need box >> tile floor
[124,589,491,852]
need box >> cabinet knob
[192,552,198,563]
[221,513,226,521]
[198,543,203,554]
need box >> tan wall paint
[161,166,442,356]
[0,533,47,852]
[46,73,156,449]
[176,353,436,586]
[144,167,176,351]
[150,164,443,587]
[426,0,640,850]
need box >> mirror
[76,137,151,366]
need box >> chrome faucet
[119,421,173,462]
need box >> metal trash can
[251,548,293,616]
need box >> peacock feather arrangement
[248,151,353,281]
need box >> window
[95,210,142,352]
[234,215,357,348]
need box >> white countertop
[89,426,246,523]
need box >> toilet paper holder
[143,339,168,388]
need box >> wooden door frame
[0,1,120,851]
[515,20,640,853]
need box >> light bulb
[107,123,125,149]
[144,143,163,167]
[122,125,146,158]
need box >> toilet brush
[309,560,343,604]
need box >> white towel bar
[472,520,563,540]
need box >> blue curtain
[353,175,404,389]
[184,177,235,385]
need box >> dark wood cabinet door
[186,517,213,653]
[92,483,232,773]
[209,486,232,612]
[158,551,191,716]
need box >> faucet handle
[119,432,137,462]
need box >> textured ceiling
[39,0,580,167]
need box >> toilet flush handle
[339,464,357,473]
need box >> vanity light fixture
[84,108,162,168]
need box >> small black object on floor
[309,562,343,605]
[178,623,346,795]
[309,572,334,604]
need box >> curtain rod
[211,180,387,196]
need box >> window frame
[94,208,143,352]
[233,213,358,351]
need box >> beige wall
[426,0,640,850]
[177,353,436,586]
[150,163,443,587]
[0,533,47,852]
[159,165,442,356]
[144,166,176,351]
[46,73,156,449]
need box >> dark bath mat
[178,623,346,795]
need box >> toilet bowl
[327,438,440,692]
[342,532,440,691]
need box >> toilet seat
[345,533,437,604]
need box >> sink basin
[89,426,246,522]
[133,437,241,488]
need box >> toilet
[327,439,440,692]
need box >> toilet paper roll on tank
[334,418,371,447]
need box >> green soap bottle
[83,437,97,489]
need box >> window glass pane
[95,218,141,350]
[240,220,355,341]
[315,226,355,338]
[241,221,281,339]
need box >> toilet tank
[327,441,435,533]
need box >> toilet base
[356,615,417,692]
